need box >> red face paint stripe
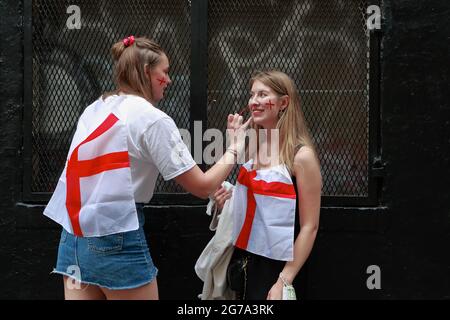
[266,100,275,109]
[65,113,130,237]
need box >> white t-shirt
[107,94,196,203]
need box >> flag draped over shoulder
[232,160,297,261]
[44,96,138,237]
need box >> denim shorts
[52,203,158,290]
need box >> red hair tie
[123,35,135,47]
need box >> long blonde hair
[249,70,318,173]
[103,36,165,102]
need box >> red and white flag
[232,160,297,261]
[44,96,138,237]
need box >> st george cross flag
[232,159,297,261]
[44,96,138,237]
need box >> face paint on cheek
[265,99,275,110]
[157,78,167,86]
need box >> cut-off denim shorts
[52,203,158,290]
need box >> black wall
[1,0,449,299]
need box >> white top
[43,94,196,237]
[112,94,196,202]
[232,159,297,261]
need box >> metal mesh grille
[30,0,371,199]
[31,0,191,193]
[208,0,370,196]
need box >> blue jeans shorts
[52,203,158,290]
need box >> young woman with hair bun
[45,36,250,300]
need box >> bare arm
[175,114,251,199]
[267,146,322,299]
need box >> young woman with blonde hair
[214,70,322,300]
[45,36,250,300]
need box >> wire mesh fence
[28,0,372,200]
[208,0,370,196]
[30,0,191,193]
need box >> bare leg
[63,276,106,300]
[100,278,159,300]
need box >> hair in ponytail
[103,36,165,102]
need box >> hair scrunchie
[123,35,135,47]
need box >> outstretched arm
[175,114,251,199]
